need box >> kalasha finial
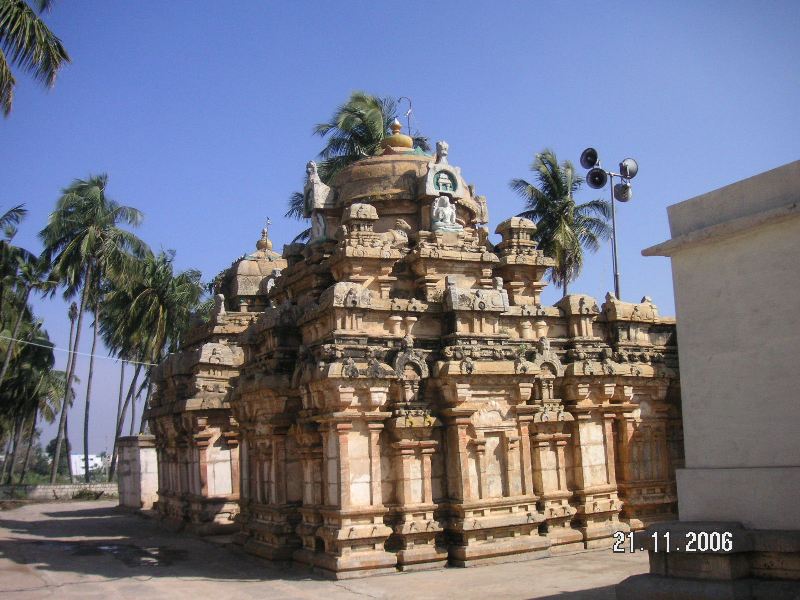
[380,118,413,151]
[256,217,273,251]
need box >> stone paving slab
[0,501,648,599]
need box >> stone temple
[146,123,683,578]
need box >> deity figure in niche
[402,364,421,405]
[431,196,462,232]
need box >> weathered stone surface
[145,229,287,534]
[150,131,682,575]
[118,435,158,509]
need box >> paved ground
[0,501,647,599]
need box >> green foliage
[45,435,67,456]
[192,295,215,324]
[39,174,149,482]
[285,91,430,242]
[72,487,104,499]
[313,91,429,182]
[0,324,54,416]
[101,249,204,364]
[39,174,148,301]
[0,0,70,116]
[510,149,612,295]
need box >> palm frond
[0,0,70,108]
[0,49,13,116]
[509,148,611,292]
[0,204,26,236]
[285,191,306,220]
[294,227,311,243]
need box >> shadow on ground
[531,586,617,599]
[0,502,641,599]
[0,501,320,584]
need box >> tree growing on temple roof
[286,91,429,241]
[510,149,611,296]
[313,91,429,182]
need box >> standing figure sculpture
[311,212,326,240]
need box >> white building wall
[643,160,800,530]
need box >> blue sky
[3,1,799,454]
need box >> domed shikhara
[304,134,488,246]
[212,224,287,313]
[147,123,682,578]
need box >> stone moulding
[149,142,682,578]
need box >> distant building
[70,454,104,474]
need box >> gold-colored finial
[256,217,273,251]
[381,117,413,151]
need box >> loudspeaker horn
[580,147,599,169]
[619,158,639,179]
[614,182,632,202]
[586,167,608,189]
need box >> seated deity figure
[431,196,462,232]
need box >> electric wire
[0,334,158,366]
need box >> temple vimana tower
[147,123,683,578]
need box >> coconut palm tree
[0,205,36,327]
[0,321,54,483]
[101,285,148,480]
[103,250,203,479]
[17,368,65,483]
[510,149,612,296]
[0,254,53,386]
[40,174,148,483]
[0,0,70,116]
[285,91,430,239]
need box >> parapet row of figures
[144,145,682,578]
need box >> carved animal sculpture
[379,218,412,248]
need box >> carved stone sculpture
[431,196,462,232]
[436,140,449,164]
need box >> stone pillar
[334,421,352,509]
[445,415,473,501]
[505,433,522,497]
[530,422,581,552]
[615,391,678,530]
[389,418,446,572]
[367,422,383,506]
[309,401,395,578]
[117,435,158,510]
[517,416,534,496]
